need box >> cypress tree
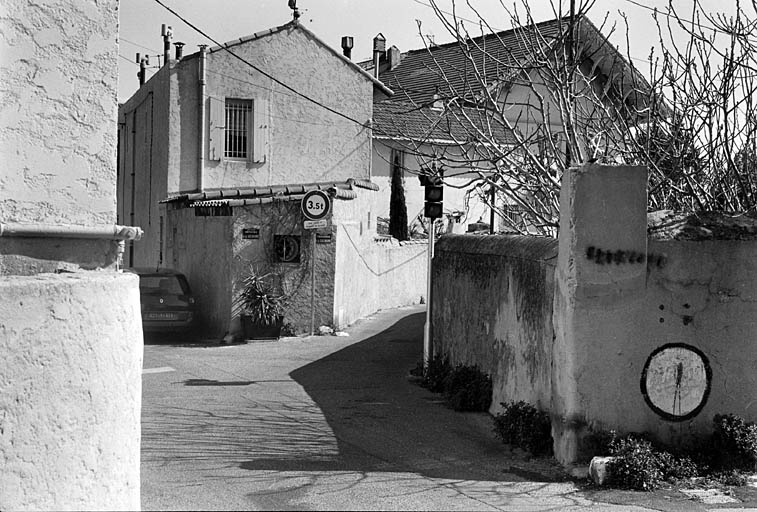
[389,150,409,241]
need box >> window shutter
[251,98,268,163]
[208,97,225,161]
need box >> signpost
[301,190,332,335]
[301,190,331,222]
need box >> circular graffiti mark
[640,343,712,422]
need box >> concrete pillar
[0,273,143,510]
[552,164,647,465]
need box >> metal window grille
[225,99,251,159]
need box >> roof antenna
[288,0,300,21]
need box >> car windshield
[139,275,189,295]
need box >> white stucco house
[364,15,650,235]
[117,20,428,337]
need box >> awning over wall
[161,178,378,211]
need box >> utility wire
[121,37,160,53]
[151,0,373,131]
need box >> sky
[118,0,739,102]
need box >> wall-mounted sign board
[316,233,332,244]
[304,219,328,230]
[242,227,260,239]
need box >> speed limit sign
[301,190,331,221]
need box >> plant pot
[241,315,283,340]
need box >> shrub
[709,469,748,486]
[606,436,665,490]
[656,451,700,481]
[280,322,297,337]
[710,414,757,471]
[493,401,553,456]
[442,364,492,412]
[418,354,453,393]
[604,434,701,490]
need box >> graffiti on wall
[586,246,668,268]
[640,343,712,422]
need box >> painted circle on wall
[640,343,712,422]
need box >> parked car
[128,268,196,334]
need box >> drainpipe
[197,44,208,193]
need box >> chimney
[161,24,173,65]
[174,42,185,60]
[341,36,354,59]
[431,88,444,110]
[372,33,386,79]
[388,45,401,70]
[136,52,146,86]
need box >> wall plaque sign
[242,227,260,239]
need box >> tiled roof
[370,16,647,144]
[373,100,516,145]
[374,17,569,105]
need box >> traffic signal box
[419,174,444,219]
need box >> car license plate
[146,312,179,321]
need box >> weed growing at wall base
[410,354,492,412]
[410,354,452,393]
[492,401,553,456]
[443,364,492,412]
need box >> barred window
[225,99,252,159]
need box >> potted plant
[236,267,285,340]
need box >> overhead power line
[121,37,160,53]
[151,0,373,130]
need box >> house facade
[367,16,648,235]
[118,21,426,338]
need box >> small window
[274,235,301,263]
[225,99,252,159]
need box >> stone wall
[333,194,427,328]
[432,235,557,412]
[0,2,143,509]
[432,164,757,467]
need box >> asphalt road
[141,305,755,511]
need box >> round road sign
[301,190,331,221]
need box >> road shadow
[143,331,231,347]
[233,310,567,484]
